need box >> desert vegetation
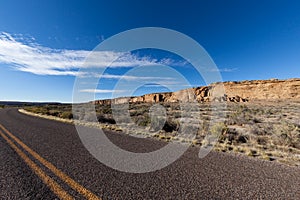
[25,104,73,119]
[24,100,300,166]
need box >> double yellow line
[0,123,101,200]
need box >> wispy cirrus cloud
[99,74,175,81]
[208,67,238,72]
[80,89,125,94]
[0,32,174,76]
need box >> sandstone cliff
[93,78,300,105]
[222,78,300,100]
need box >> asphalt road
[0,108,299,199]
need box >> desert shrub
[137,106,150,115]
[226,113,248,126]
[210,122,228,137]
[250,107,265,115]
[48,110,60,117]
[95,105,112,114]
[249,124,273,135]
[114,115,131,124]
[129,110,140,116]
[273,122,300,148]
[102,106,112,114]
[97,114,116,124]
[252,117,262,124]
[237,135,248,143]
[219,127,238,142]
[178,124,198,138]
[26,106,48,115]
[201,114,211,121]
[150,116,166,132]
[197,120,210,136]
[249,125,262,135]
[189,104,201,112]
[265,108,276,116]
[163,120,179,132]
[83,113,97,122]
[226,105,263,126]
[134,114,151,127]
[246,149,258,157]
[218,126,249,144]
[138,117,151,126]
[59,111,73,119]
[257,136,268,145]
[170,104,180,110]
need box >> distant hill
[0,101,63,106]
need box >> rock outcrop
[93,78,300,105]
[222,78,300,100]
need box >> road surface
[0,108,299,199]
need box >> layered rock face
[222,78,300,100]
[93,78,300,105]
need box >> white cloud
[142,82,191,87]
[0,32,173,76]
[208,67,238,72]
[80,89,125,93]
[99,74,175,81]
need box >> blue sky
[0,0,300,102]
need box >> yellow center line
[0,124,101,200]
[0,130,74,200]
